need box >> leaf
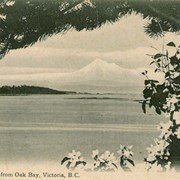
[112,163,118,169]
[153,53,164,59]
[144,158,156,164]
[142,72,145,75]
[61,157,70,165]
[165,72,170,78]
[145,80,150,85]
[126,158,135,167]
[175,64,180,72]
[143,88,153,99]
[149,102,152,108]
[156,83,166,92]
[170,55,179,66]
[167,41,176,47]
[75,161,87,167]
[157,59,161,63]
[66,161,71,169]
[142,101,146,114]
[166,85,175,94]
[155,68,159,73]
[150,61,155,65]
[174,75,180,84]
[155,107,161,115]
[151,80,159,83]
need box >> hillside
[0,85,76,95]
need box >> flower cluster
[61,145,135,172]
[91,150,118,171]
[117,144,134,158]
[117,145,135,171]
[61,150,86,171]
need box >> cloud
[1,45,156,70]
[0,67,76,75]
[35,14,155,52]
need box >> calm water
[0,94,165,163]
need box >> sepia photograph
[0,0,180,179]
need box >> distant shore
[0,85,77,95]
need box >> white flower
[14,34,24,41]
[92,149,99,158]
[117,144,134,158]
[158,121,173,130]
[155,139,169,149]
[174,111,180,124]
[79,157,84,161]
[68,150,81,160]
[92,150,117,171]
[146,154,156,162]
[104,150,111,157]
[108,153,116,162]
[70,160,76,168]
[147,139,169,159]
[83,0,95,8]
[76,163,85,170]
[22,16,27,21]
[166,95,178,111]
[65,150,86,169]
[59,2,69,11]
[158,121,173,139]
[165,80,170,87]
[0,14,6,20]
[123,150,132,158]
[105,152,116,162]
[164,112,170,118]
[164,161,171,171]
[99,154,105,162]
[93,161,100,168]
[6,1,15,6]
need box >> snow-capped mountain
[77,58,123,80]
[0,59,144,93]
[61,58,142,83]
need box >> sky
[0,13,179,90]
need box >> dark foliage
[0,0,180,59]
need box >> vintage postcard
[0,0,180,179]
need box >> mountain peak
[76,58,124,80]
[91,58,108,65]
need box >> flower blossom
[6,1,15,6]
[117,144,134,158]
[173,111,180,124]
[157,121,173,139]
[92,150,117,171]
[67,150,83,168]
[92,149,99,158]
